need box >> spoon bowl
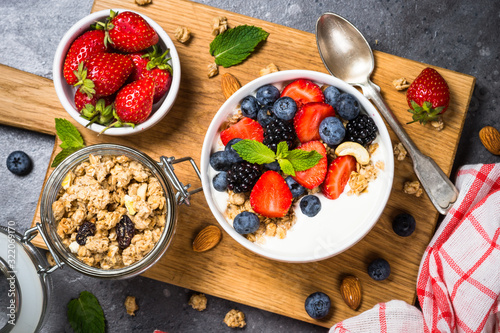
[316,13,373,85]
[316,13,459,215]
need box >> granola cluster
[224,309,246,328]
[52,154,167,269]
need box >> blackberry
[345,114,378,146]
[263,119,296,152]
[226,162,261,193]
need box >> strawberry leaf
[209,25,269,68]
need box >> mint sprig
[52,118,85,167]
[209,25,269,68]
[233,140,323,176]
[67,291,105,333]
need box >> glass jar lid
[0,224,52,333]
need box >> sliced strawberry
[63,30,108,85]
[220,117,264,146]
[321,155,356,200]
[291,141,327,189]
[294,102,335,143]
[281,79,324,108]
[250,171,293,218]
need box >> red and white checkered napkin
[330,163,500,333]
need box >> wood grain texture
[0,0,475,327]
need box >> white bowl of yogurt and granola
[201,70,394,262]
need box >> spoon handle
[361,81,459,215]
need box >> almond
[221,73,241,100]
[479,126,500,155]
[192,225,222,252]
[340,275,362,310]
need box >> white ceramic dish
[52,8,181,136]
[201,70,394,263]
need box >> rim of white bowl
[52,8,181,136]
[201,70,394,263]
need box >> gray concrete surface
[0,0,499,332]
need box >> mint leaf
[275,141,289,160]
[55,118,84,149]
[67,291,105,333]
[286,149,323,172]
[51,147,80,168]
[278,158,295,176]
[232,139,275,164]
[53,118,85,167]
[209,25,269,68]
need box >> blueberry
[209,151,233,171]
[212,172,228,192]
[240,95,259,119]
[300,195,321,217]
[285,176,306,198]
[319,117,345,146]
[256,84,280,106]
[336,93,361,121]
[304,292,331,319]
[367,258,391,281]
[324,86,341,108]
[257,107,277,127]
[225,138,242,152]
[264,161,281,171]
[225,138,243,164]
[6,151,33,176]
[233,211,260,235]
[271,96,297,121]
[392,213,416,237]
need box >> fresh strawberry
[63,30,108,85]
[250,170,293,218]
[291,141,327,189]
[281,79,324,108]
[74,90,113,112]
[406,67,450,124]
[293,102,335,143]
[115,78,155,124]
[220,117,264,146]
[74,53,133,97]
[99,10,159,53]
[321,155,356,200]
[129,46,173,103]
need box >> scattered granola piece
[174,26,191,43]
[393,142,407,161]
[211,16,228,36]
[189,293,207,311]
[259,63,279,76]
[135,0,152,5]
[46,251,56,266]
[392,78,411,91]
[224,309,246,328]
[430,116,444,131]
[208,62,219,78]
[404,180,424,197]
[124,296,139,316]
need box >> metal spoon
[316,12,458,215]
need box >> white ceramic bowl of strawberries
[201,70,395,263]
[53,8,181,136]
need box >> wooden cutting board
[0,0,475,327]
